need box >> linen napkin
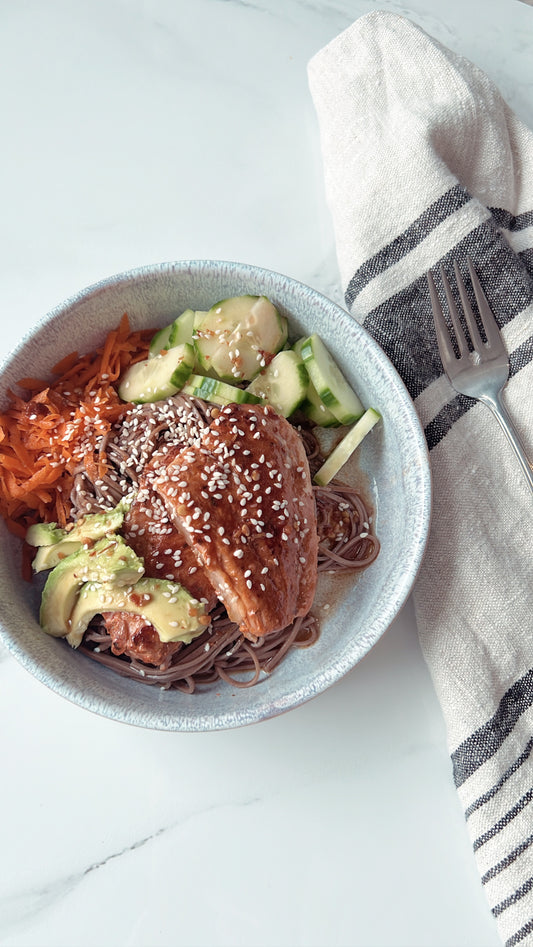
[308,12,533,946]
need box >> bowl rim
[0,259,432,729]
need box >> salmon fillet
[153,403,318,640]
[102,611,183,666]
[122,464,218,609]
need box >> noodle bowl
[0,260,431,730]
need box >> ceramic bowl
[0,260,431,730]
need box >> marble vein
[0,794,262,938]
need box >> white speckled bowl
[0,261,431,730]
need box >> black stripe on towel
[344,183,471,306]
[345,195,533,312]
[425,332,533,450]
[482,833,533,885]
[358,219,533,404]
[452,669,533,787]
[465,738,533,820]
[473,788,533,852]
[520,248,533,271]
[489,207,533,232]
[493,876,533,917]
[506,918,533,947]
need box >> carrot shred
[0,315,151,535]
[51,351,80,375]
[17,377,49,392]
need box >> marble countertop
[1,2,532,945]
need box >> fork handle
[481,393,533,494]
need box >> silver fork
[427,257,533,493]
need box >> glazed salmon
[102,611,183,666]
[122,461,218,610]
[153,403,318,640]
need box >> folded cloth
[308,12,533,947]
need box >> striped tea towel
[308,12,533,947]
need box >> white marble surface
[1,2,532,945]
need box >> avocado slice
[39,535,144,638]
[26,521,67,547]
[28,499,131,573]
[32,541,84,573]
[66,577,208,648]
[66,500,131,542]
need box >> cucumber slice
[169,308,196,347]
[298,334,365,425]
[300,380,340,427]
[279,315,289,349]
[183,374,262,407]
[118,342,195,403]
[149,323,174,359]
[246,350,308,417]
[193,295,286,382]
[313,408,381,486]
[293,338,341,427]
[149,308,198,358]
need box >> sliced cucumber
[246,350,308,418]
[149,323,174,359]
[183,374,262,407]
[293,338,340,427]
[278,314,289,349]
[314,408,381,486]
[300,380,340,427]
[298,334,365,425]
[118,342,195,403]
[170,308,196,347]
[149,308,197,358]
[193,295,286,382]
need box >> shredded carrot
[51,351,80,375]
[0,314,151,536]
[16,377,50,392]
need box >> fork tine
[427,269,456,364]
[440,266,469,358]
[467,257,503,349]
[453,260,484,352]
